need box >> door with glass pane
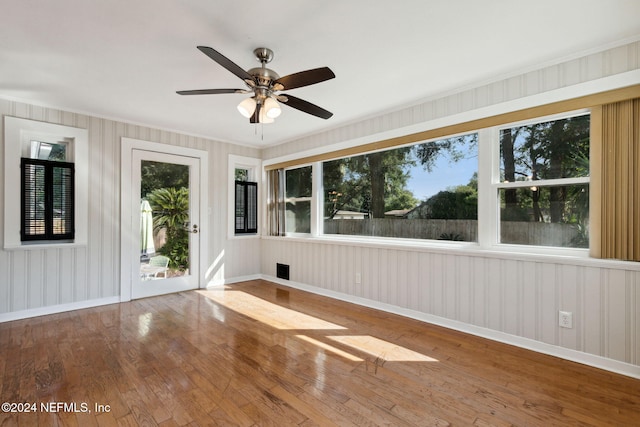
[131,149,200,299]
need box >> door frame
[120,137,208,302]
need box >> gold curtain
[598,98,640,261]
[266,169,285,236]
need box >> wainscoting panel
[261,238,640,371]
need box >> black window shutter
[235,180,257,234]
[21,158,75,241]
[235,181,246,233]
[246,182,257,233]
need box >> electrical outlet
[559,311,573,329]
[355,272,362,284]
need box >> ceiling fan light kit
[237,97,256,118]
[177,46,335,125]
[263,96,281,119]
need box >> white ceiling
[1,1,639,148]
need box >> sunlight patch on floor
[327,335,438,362]
[198,289,437,363]
[198,289,346,331]
[296,335,364,362]
[138,312,153,337]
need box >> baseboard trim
[261,275,640,380]
[0,296,121,323]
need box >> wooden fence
[324,219,585,247]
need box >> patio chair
[148,255,170,278]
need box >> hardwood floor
[1,280,639,426]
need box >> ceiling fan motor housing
[248,67,280,91]
[248,47,279,98]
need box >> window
[497,113,590,248]
[4,117,88,249]
[322,134,478,241]
[20,139,75,241]
[235,168,249,181]
[260,103,597,255]
[228,155,261,238]
[21,158,75,241]
[285,165,312,234]
[265,110,591,253]
[235,180,258,234]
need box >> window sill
[229,233,260,240]
[4,241,87,251]
[261,234,640,271]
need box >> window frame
[489,110,591,253]
[4,116,88,250]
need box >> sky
[406,153,478,202]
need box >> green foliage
[157,228,190,271]
[235,168,248,181]
[323,134,479,219]
[414,134,478,172]
[425,185,478,220]
[386,188,419,212]
[286,166,312,198]
[141,161,189,198]
[323,147,419,218]
[147,187,190,271]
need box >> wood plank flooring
[1,279,639,426]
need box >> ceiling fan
[177,46,335,124]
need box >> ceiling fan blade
[176,88,245,95]
[273,67,335,91]
[197,46,253,82]
[281,94,333,119]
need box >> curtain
[266,168,285,236]
[599,98,640,261]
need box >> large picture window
[323,134,478,241]
[265,110,592,253]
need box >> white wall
[0,100,262,320]
[260,40,640,377]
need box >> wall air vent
[276,263,290,280]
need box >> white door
[130,149,201,299]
